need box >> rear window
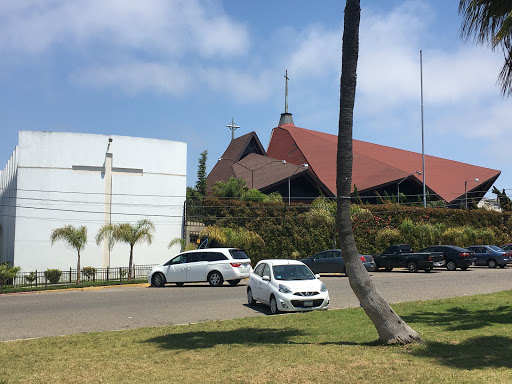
[230,249,249,260]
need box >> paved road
[1,266,511,342]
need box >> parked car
[373,244,444,273]
[300,249,376,275]
[500,243,512,251]
[247,259,330,315]
[419,245,476,271]
[149,248,252,287]
[466,245,512,268]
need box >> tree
[199,225,265,249]
[187,150,208,200]
[50,225,87,284]
[212,177,248,198]
[336,0,422,344]
[96,219,155,280]
[459,0,512,96]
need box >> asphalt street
[1,266,511,342]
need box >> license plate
[304,301,313,307]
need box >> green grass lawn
[1,291,511,384]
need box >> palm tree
[96,219,155,280]
[337,0,422,344]
[50,225,87,284]
[459,0,512,96]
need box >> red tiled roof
[267,124,500,203]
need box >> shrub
[25,272,37,285]
[44,269,62,284]
[82,266,97,281]
[0,262,20,285]
[376,228,402,250]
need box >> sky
[1,0,510,198]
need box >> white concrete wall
[0,148,18,265]
[9,130,186,272]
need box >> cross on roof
[226,117,240,141]
[284,69,289,114]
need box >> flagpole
[420,50,426,208]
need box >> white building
[0,131,186,272]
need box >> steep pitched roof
[267,124,500,203]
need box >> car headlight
[320,283,327,292]
[278,284,292,293]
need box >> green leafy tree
[459,0,512,96]
[187,150,208,200]
[336,0,421,344]
[0,262,20,286]
[212,177,248,198]
[50,225,87,284]
[492,186,512,211]
[200,225,264,249]
[96,219,155,280]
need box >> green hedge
[187,199,512,260]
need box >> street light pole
[288,164,308,205]
[397,171,421,205]
[464,178,479,209]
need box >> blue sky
[1,0,510,198]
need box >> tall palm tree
[337,0,422,344]
[459,0,512,96]
[50,225,87,284]
[96,219,155,280]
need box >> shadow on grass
[402,305,512,331]
[145,327,306,350]
[413,336,512,370]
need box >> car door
[324,250,344,273]
[311,251,331,273]
[470,247,485,265]
[379,246,397,268]
[256,263,272,303]
[163,254,188,282]
[185,252,209,282]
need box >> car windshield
[489,245,503,251]
[272,265,315,281]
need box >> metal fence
[0,264,156,293]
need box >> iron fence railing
[0,264,156,293]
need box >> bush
[44,269,62,284]
[82,266,97,281]
[25,272,37,285]
[375,228,402,250]
[0,262,20,285]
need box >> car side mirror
[262,276,270,281]
[315,274,320,279]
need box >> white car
[149,248,252,287]
[247,259,329,314]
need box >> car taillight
[230,262,242,267]
[359,256,366,262]
[459,252,470,257]
[505,252,512,257]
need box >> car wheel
[247,287,256,305]
[446,261,457,271]
[342,267,348,277]
[175,282,184,287]
[269,295,280,315]
[208,271,224,286]
[384,267,393,272]
[424,267,432,273]
[499,264,506,269]
[488,259,497,268]
[460,266,469,271]
[407,262,419,273]
[228,279,241,286]
[151,273,166,287]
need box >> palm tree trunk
[77,250,81,285]
[128,245,134,280]
[337,0,421,344]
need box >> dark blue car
[466,245,512,268]
[300,249,376,275]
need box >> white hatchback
[247,259,330,314]
[149,248,252,287]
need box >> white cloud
[0,0,249,58]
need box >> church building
[207,73,500,207]
[0,131,186,272]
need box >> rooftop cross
[226,117,240,141]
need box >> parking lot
[1,266,512,342]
